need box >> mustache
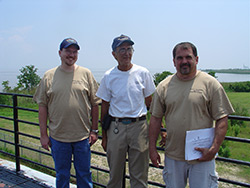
[180,63,190,68]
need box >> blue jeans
[50,137,93,188]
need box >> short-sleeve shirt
[33,66,101,142]
[150,71,234,161]
[96,64,155,118]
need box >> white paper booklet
[185,127,215,161]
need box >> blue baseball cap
[112,34,134,51]
[60,38,80,50]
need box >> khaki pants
[163,155,218,188]
[106,119,149,188]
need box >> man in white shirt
[96,34,155,188]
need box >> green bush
[153,71,173,86]
[223,147,231,158]
[228,81,250,92]
[0,95,11,106]
[230,104,249,128]
[219,141,231,158]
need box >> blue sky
[0,0,249,87]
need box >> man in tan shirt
[34,38,100,188]
[149,42,234,188]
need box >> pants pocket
[209,173,218,188]
[163,169,172,188]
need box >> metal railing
[0,92,250,187]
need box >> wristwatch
[91,129,99,134]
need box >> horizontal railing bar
[216,157,250,166]
[219,177,250,187]
[149,163,164,170]
[0,104,13,109]
[0,116,14,121]
[19,144,52,156]
[225,136,250,143]
[18,132,40,140]
[91,165,109,173]
[228,115,250,121]
[156,146,165,151]
[0,139,15,145]
[0,92,14,96]
[16,107,38,113]
[17,119,39,126]
[0,93,33,98]
[0,127,15,134]
[148,180,165,187]
[0,150,15,158]
[91,150,107,157]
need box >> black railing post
[122,162,126,188]
[13,94,20,173]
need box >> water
[0,70,249,91]
[215,73,250,83]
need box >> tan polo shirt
[150,71,234,161]
[33,66,100,142]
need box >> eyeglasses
[64,49,78,55]
[117,47,134,54]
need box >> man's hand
[149,115,162,167]
[159,131,167,147]
[195,147,217,161]
[196,116,229,162]
[101,134,107,152]
[89,132,98,146]
[150,149,161,167]
[40,135,51,151]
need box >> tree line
[2,65,41,94]
[2,66,250,94]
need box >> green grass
[216,161,250,186]
[227,92,250,115]
[223,92,250,163]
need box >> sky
[0,0,249,88]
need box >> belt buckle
[121,118,132,124]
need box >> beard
[180,63,191,75]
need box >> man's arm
[145,95,152,110]
[89,104,99,146]
[196,116,228,161]
[38,105,50,151]
[146,95,166,147]
[149,115,162,167]
[100,100,110,151]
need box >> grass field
[227,92,250,115]
[0,92,250,187]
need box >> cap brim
[64,43,80,50]
[117,40,134,47]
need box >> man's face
[173,46,198,77]
[59,45,78,67]
[112,43,134,69]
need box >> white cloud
[1,26,34,56]
[9,34,24,42]
[0,25,33,42]
[14,25,33,35]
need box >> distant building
[243,65,249,69]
